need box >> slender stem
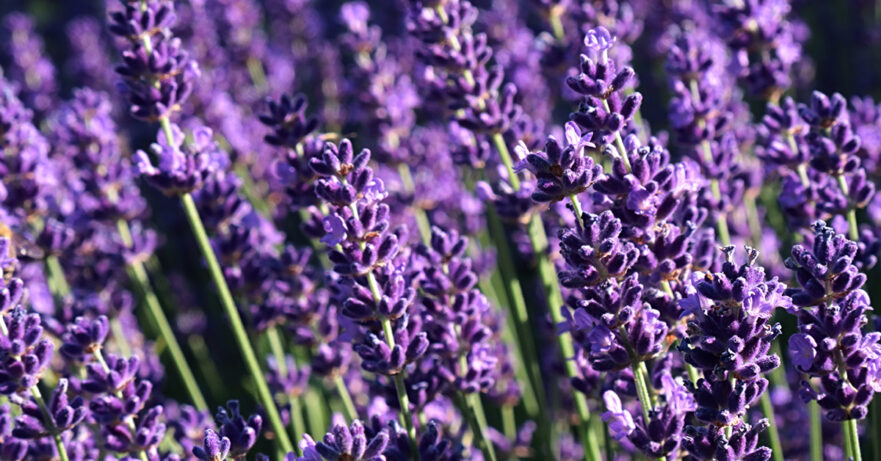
[109,316,132,358]
[289,396,305,456]
[30,385,70,461]
[843,418,862,461]
[179,193,293,453]
[629,362,666,461]
[569,194,584,225]
[488,135,600,461]
[266,326,302,447]
[759,393,784,461]
[486,208,545,418]
[491,133,520,190]
[456,392,497,461]
[188,335,225,397]
[119,218,207,411]
[835,175,860,241]
[334,374,358,422]
[501,404,515,442]
[397,163,432,245]
[809,400,822,461]
[380,317,418,458]
[601,100,632,173]
[45,255,70,297]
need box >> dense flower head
[108,0,199,121]
[784,223,880,421]
[416,226,504,394]
[0,78,53,217]
[312,419,389,461]
[259,93,319,150]
[10,378,86,439]
[515,122,602,203]
[135,124,225,195]
[215,400,262,458]
[0,307,54,394]
[784,221,865,307]
[714,0,804,101]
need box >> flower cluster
[0,0,878,460]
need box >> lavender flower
[108,0,200,121]
[135,124,224,196]
[786,222,881,421]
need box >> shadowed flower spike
[11,378,87,439]
[0,307,54,394]
[786,222,881,421]
[135,124,224,195]
[314,420,389,461]
[193,429,231,461]
[215,400,262,458]
[259,93,318,149]
[516,122,601,203]
[60,315,109,362]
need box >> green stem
[380,318,418,458]
[810,400,822,461]
[759,393,784,461]
[843,418,862,461]
[179,193,293,454]
[629,362,666,461]
[334,374,358,422]
[486,208,545,418]
[119,219,207,411]
[491,133,520,190]
[267,326,301,447]
[30,385,70,461]
[600,99,631,172]
[109,316,132,358]
[45,255,70,297]
[397,162,432,244]
[491,136,600,461]
[457,392,497,461]
[836,175,860,241]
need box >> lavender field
[0,0,880,460]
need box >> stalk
[842,418,862,461]
[759,393,784,461]
[118,219,207,411]
[629,362,666,461]
[485,208,545,418]
[397,163,432,244]
[688,79,731,246]
[835,174,860,241]
[179,192,293,453]
[30,385,70,461]
[493,133,601,461]
[266,326,303,447]
[379,316,418,455]
[809,401,822,461]
[454,391,497,461]
[334,374,358,422]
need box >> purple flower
[135,125,224,195]
[193,429,230,461]
[215,400,262,458]
[788,333,817,371]
[314,420,388,461]
[601,390,634,440]
[108,0,199,121]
